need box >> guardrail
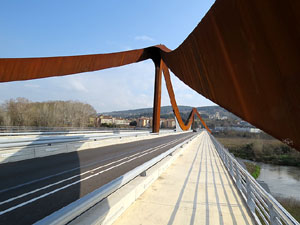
[0,129,157,136]
[0,126,138,133]
[0,131,152,148]
[34,133,197,225]
[209,134,299,225]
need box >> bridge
[0,0,299,224]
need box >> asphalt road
[0,132,195,225]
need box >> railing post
[246,176,255,213]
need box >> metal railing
[34,133,196,225]
[0,130,176,149]
[209,134,299,225]
[0,131,152,149]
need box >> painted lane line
[0,138,179,205]
[0,136,185,194]
[0,136,189,207]
[0,134,189,194]
[0,135,191,216]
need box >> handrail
[209,133,299,225]
[34,133,197,225]
[0,129,143,136]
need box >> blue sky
[0,0,216,112]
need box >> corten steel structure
[0,0,299,150]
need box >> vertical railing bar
[255,205,270,225]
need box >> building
[114,118,130,126]
[209,112,227,120]
[94,115,130,127]
[137,117,151,128]
[160,118,176,128]
[99,115,113,125]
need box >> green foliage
[230,143,255,160]
[217,136,300,167]
[129,121,137,126]
[244,162,261,179]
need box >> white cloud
[68,78,89,93]
[134,35,154,41]
[0,59,216,113]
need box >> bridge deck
[113,131,254,225]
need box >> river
[256,162,300,201]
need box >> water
[257,162,300,200]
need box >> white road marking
[0,135,188,194]
[0,135,190,215]
[0,138,180,206]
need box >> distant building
[99,115,113,125]
[114,118,130,126]
[209,111,227,120]
[137,117,151,128]
[160,118,175,128]
[94,115,130,127]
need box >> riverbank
[215,132,300,221]
[277,197,300,222]
[242,159,300,222]
[216,136,300,167]
[244,161,260,179]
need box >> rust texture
[152,60,163,133]
[161,61,211,132]
[0,0,299,150]
[160,0,300,149]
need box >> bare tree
[0,98,97,128]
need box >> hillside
[101,105,240,120]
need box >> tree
[129,121,137,126]
[0,98,97,128]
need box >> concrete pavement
[113,131,254,225]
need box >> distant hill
[101,105,240,120]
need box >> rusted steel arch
[0,45,169,83]
[0,45,210,133]
[160,60,211,132]
[0,0,299,150]
[194,109,211,133]
[0,49,144,82]
[159,0,300,150]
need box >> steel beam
[152,60,162,133]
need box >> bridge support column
[191,115,195,131]
[152,60,162,133]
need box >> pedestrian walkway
[113,131,254,225]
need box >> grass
[215,136,300,167]
[276,197,300,222]
[244,162,260,179]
